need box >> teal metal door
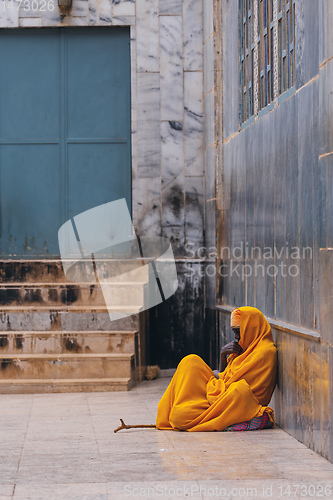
[0,27,131,257]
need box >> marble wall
[131,0,205,259]
[0,0,207,364]
[214,0,333,462]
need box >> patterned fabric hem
[224,412,274,432]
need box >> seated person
[156,306,277,432]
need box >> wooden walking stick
[114,418,156,433]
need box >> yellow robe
[156,306,277,431]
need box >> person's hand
[220,341,243,357]
[219,341,243,372]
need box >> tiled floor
[0,378,332,499]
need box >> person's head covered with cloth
[221,306,277,406]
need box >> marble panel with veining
[204,90,215,148]
[96,0,112,24]
[204,145,215,202]
[204,34,214,95]
[319,0,333,65]
[18,0,44,18]
[203,0,214,42]
[0,0,19,26]
[160,15,183,121]
[136,0,159,72]
[133,176,161,236]
[183,0,203,71]
[184,71,204,177]
[159,0,181,15]
[137,72,160,178]
[161,120,184,227]
[185,176,204,249]
[69,0,89,18]
[112,0,135,17]
[19,17,42,26]
[112,15,135,24]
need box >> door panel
[67,143,130,219]
[67,30,129,139]
[0,30,60,140]
[0,145,61,255]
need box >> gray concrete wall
[215,0,333,461]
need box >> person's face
[231,326,240,341]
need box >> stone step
[0,330,138,355]
[0,353,135,380]
[0,282,149,308]
[0,260,66,284]
[0,262,149,393]
[97,263,149,283]
[0,305,143,313]
[0,377,133,393]
[0,311,142,333]
[100,281,149,308]
[0,305,144,326]
[0,259,149,284]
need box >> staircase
[0,260,148,393]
